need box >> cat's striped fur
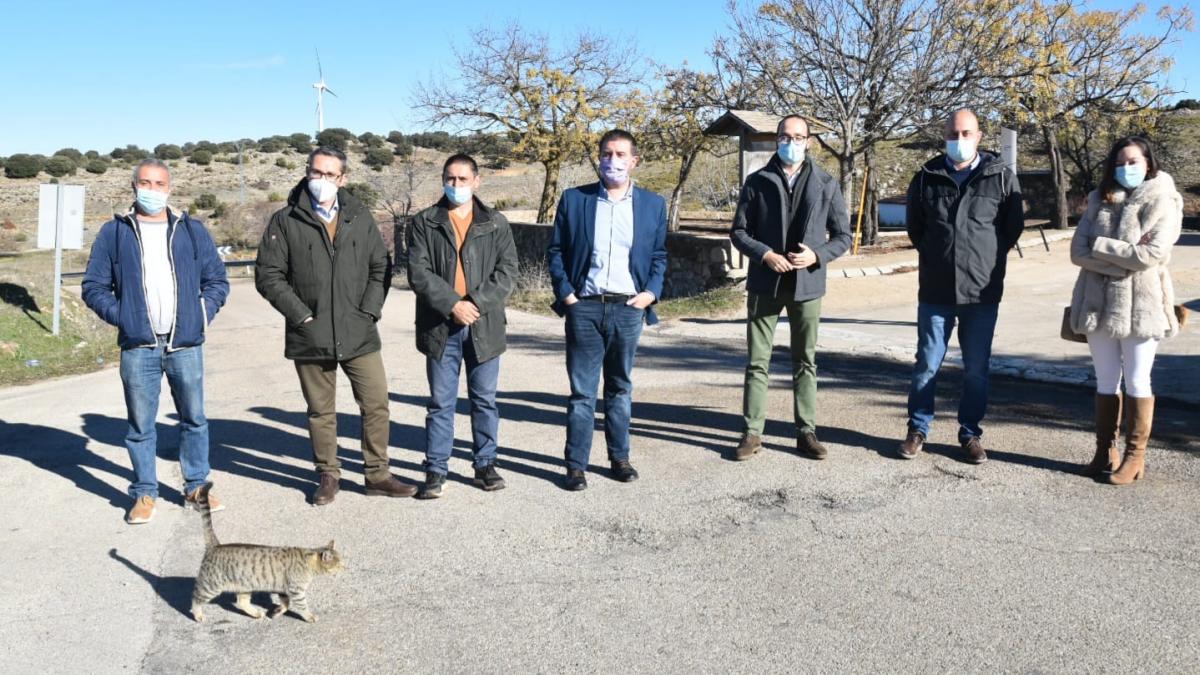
[190,483,344,623]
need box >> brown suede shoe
[365,474,418,498]
[962,437,988,464]
[733,433,763,461]
[898,430,925,460]
[312,472,340,506]
[797,431,827,460]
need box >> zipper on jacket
[127,215,159,350]
[165,215,181,351]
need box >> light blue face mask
[136,188,168,215]
[777,141,805,166]
[1115,164,1146,190]
[444,184,472,206]
[945,138,977,165]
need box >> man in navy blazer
[546,129,668,491]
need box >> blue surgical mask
[1115,164,1146,190]
[444,185,472,206]
[777,141,805,166]
[946,139,977,165]
[599,158,630,186]
[136,188,169,215]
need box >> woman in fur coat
[1069,135,1183,485]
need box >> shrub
[316,127,355,151]
[358,132,385,148]
[364,148,394,171]
[193,193,219,209]
[109,146,126,159]
[275,158,292,169]
[85,159,110,174]
[344,182,379,206]
[392,137,414,157]
[154,143,183,159]
[258,138,285,153]
[288,133,312,153]
[0,156,5,169]
[267,191,285,202]
[122,145,150,161]
[84,150,100,160]
[5,154,46,178]
[54,148,83,161]
[190,150,212,165]
[45,155,77,177]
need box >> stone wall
[508,222,747,299]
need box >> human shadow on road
[387,391,579,486]
[108,548,199,619]
[0,416,184,509]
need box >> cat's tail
[195,482,220,549]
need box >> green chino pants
[742,292,821,435]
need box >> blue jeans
[906,302,999,442]
[563,299,645,471]
[424,325,500,475]
[119,337,210,499]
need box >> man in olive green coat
[256,146,416,504]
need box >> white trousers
[1087,333,1159,397]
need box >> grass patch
[505,263,746,321]
[0,250,118,387]
[654,284,745,320]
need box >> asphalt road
[2,246,1198,673]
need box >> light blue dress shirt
[581,183,638,297]
[311,195,340,224]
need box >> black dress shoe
[564,469,588,491]
[610,460,639,482]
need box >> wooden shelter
[703,109,831,185]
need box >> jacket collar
[286,179,361,228]
[921,151,1003,179]
[117,204,184,229]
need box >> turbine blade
[326,89,338,98]
[315,47,323,79]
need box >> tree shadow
[108,548,200,619]
[0,282,48,332]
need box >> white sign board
[1000,128,1018,175]
[37,184,85,250]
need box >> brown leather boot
[311,472,340,506]
[1086,393,1122,476]
[365,474,418,498]
[1108,395,1153,486]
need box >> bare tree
[713,0,1032,244]
[415,25,642,223]
[1004,1,1192,227]
[642,64,757,231]
[366,154,430,267]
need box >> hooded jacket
[255,180,390,361]
[1069,172,1183,340]
[905,152,1025,305]
[82,206,228,350]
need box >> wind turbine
[313,49,337,134]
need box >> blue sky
[1,0,1194,155]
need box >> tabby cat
[190,483,344,623]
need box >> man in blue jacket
[82,159,229,524]
[547,129,668,491]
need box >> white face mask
[307,178,339,204]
